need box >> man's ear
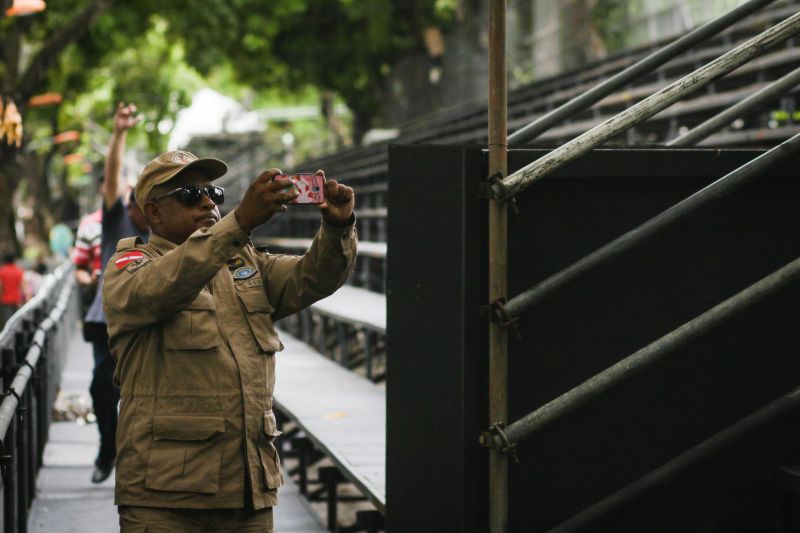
[143,201,162,227]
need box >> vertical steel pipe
[508,0,778,146]
[488,1,508,532]
[493,10,800,202]
[668,65,800,146]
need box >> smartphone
[276,173,326,204]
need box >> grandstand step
[258,237,386,259]
[274,331,386,512]
[310,285,386,333]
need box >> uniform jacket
[103,211,357,509]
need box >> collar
[147,232,178,255]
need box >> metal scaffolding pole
[668,65,800,146]
[490,10,800,203]
[493,255,800,449]
[508,0,777,146]
[499,131,800,320]
[487,1,508,532]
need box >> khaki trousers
[118,505,274,533]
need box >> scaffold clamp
[490,298,522,339]
[479,422,520,463]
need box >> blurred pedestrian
[84,102,148,484]
[22,260,47,301]
[104,153,356,532]
[0,254,24,328]
[73,208,103,321]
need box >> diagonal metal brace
[479,422,520,463]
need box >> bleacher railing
[483,2,800,532]
[0,262,77,533]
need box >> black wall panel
[387,146,800,532]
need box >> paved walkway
[29,329,324,532]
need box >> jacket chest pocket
[237,290,283,353]
[163,292,221,351]
[145,415,225,494]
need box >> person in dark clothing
[84,102,148,483]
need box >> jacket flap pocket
[263,410,283,439]
[238,290,275,314]
[186,291,215,310]
[163,309,221,351]
[153,415,225,441]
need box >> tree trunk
[23,151,55,251]
[0,146,23,256]
[321,90,347,150]
[351,105,373,147]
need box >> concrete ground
[28,329,324,532]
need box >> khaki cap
[134,150,228,207]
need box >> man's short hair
[3,254,15,264]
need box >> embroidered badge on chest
[233,266,256,280]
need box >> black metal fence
[0,263,77,533]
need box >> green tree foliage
[0,0,454,255]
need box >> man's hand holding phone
[274,169,355,227]
[319,177,355,227]
[234,168,355,233]
[234,168,298,233]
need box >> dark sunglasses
[151,185,225,206]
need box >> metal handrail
[0,261,71,347]
[488,255,800,450]
[549,383,800,532]
[0,269,74,438]
[0,262,76,533]
[668,64,800,146]
[507,0,778,146]
[489,10,800,203]
[496,131,800,321]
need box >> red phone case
[278,173,326,204]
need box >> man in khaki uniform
[103,151,357,532]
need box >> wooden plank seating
[310,285,386,333]
[256,236,386,293]
[279,285,387,382]
[274,332,386,530]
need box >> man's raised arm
[101,103,140,210]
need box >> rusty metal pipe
[487,1,508,532]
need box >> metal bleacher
[211,2,800,530]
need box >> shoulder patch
[125,258,151,274]
[115,251,149,270]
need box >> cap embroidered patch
[115,251,147,269]
[233,267,256,280]
[172,151,195,164]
